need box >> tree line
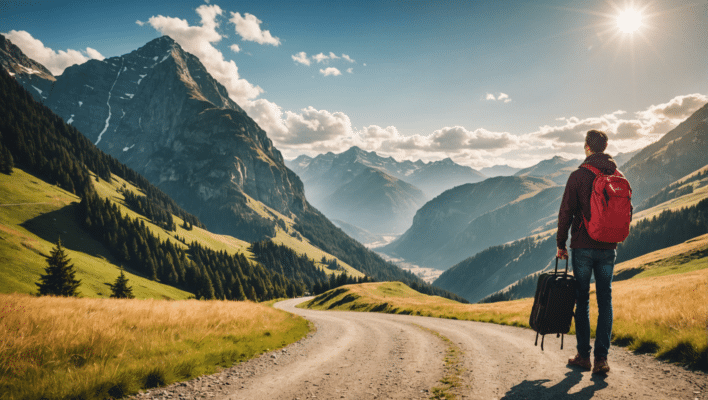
[636,168,707,212]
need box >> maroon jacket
[557,153,620,250]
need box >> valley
[1,17,707,400]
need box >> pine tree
[108,267,135,299]
[36,238,81,297]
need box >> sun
[617,8,643,33]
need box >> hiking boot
[593,357,610,375]
[567,354,592,370]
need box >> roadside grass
[0,293,309,400]
[613,233,708,281]
[302,271,708,370]
[417,326,465,400]
[0,169,191,299]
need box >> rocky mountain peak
[3,34,307,241]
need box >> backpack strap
[582,164,622,177]
[581,164,601,176]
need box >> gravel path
[131,297,707,400]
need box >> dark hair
[585,130,608,153]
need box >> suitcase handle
[555,257,569,275]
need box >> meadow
[0,294,309,400]
[302,238,708,370]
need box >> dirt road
[133,297,707,399]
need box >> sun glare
[617,8,643,33]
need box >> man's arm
[556,172,578,259]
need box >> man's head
[585,129,608,155]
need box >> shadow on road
[501,369,608,399]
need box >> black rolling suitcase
[529,257,576,350]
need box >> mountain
[287,146,485,239]
[1,35,304,242]
[613,149,641,169]
[429,185,565,268]
[1,35,466,299]
[380,176,556,269]
[0,34,55,95]
[622,102,708,207]
[513,156,580,185]
[478,164,522,177]
[320,167,427,234]
[289,146,485,200]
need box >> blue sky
[2,0,707,168]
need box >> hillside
[622,101,708,206]
[0,169,192,299]
[481,233,708,303]
[380,176,556,269]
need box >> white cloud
[342,54,355,63]
[229,12,280,46]
[230,44,241,53]
[637,93,708,134]
[292,51,310,66]
[313,52,329,63]
[268,92,707,169]
[529,93,708,159]
[346,68,353,74]
[3,30,105,75]
[146,4,263,104]
[320,67,341,77]
[487,92,512,103]
[136,20,146,26]
[85,47,105,60]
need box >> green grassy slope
[0,164,363,299]
[0,169,192,299]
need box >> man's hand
[556,247,568,260]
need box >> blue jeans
[572,248,616,359]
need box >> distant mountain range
[513,156,580,185]
[287,146,485,239]
[478,164,522,177]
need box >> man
[557,129,619,375]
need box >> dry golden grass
[0,294,309,400]
[614,233,708,273]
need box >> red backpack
[581,165,633,243]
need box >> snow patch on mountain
[67,114,74,124]
[95,58,123,146]
[123,144,135,152]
